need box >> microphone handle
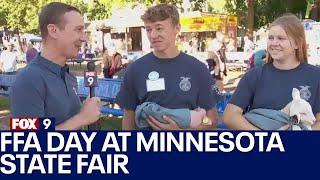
[89,87,95,98]
[88,86,100,130]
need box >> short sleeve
[116,64,139,110]
[229,70,257,111]
[10,71,45,117]
[196,64,217,110]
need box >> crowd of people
[0,36,130,81]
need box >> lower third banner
[0,131,319,179]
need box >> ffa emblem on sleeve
[299,86,311,101]
[179,77,191,91]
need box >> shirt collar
[34,53,69,77]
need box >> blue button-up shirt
[10,54,82,125]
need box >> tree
[225,0,308,33]
[0,3,8,28]
[247,0,254,37]
[207,0,227,13]
[0,0,87,34]
[139,0,206,12]
[190,0,206,11]
[0,0,88,52]
[86,1,109,20]
[224,0,248,28]
[85,0,145,20]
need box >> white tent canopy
[21,33,42,42]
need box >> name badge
[146,78,165,92]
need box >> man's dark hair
[39,2,81,39]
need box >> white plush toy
[281,88,316,130]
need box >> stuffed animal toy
[281,88,316,130]
[244,88,316,130]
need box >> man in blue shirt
[116,4,218,130]
[10,2,101,130]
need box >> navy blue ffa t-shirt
[230,63,320,115]
[116,52,217,111]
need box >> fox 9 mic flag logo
[9,117,55,131]
[84,71,97,87]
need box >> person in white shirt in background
[226,38,237,52]
[243,36,254,53]
[0,42,18,75]
[0,42,18,91]
[207,31,226,91]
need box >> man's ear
[175,23,181,34]
[47,24,59,39]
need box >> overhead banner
[180,15,237,33]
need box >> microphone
[85,61,98,98]
[85,61,100,130]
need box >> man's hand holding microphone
[56,61,101,130]
[84,61,101,130]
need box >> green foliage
[190,0,206,11]
[224,0,248,29]
[0,0,214,33]
[0,0,87,33]
[224,0,308,30]
[2,0,306,34]
[255,0,307,28]
[100,116,122,130]
[0,97,10,110]
[207,0,227,14]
